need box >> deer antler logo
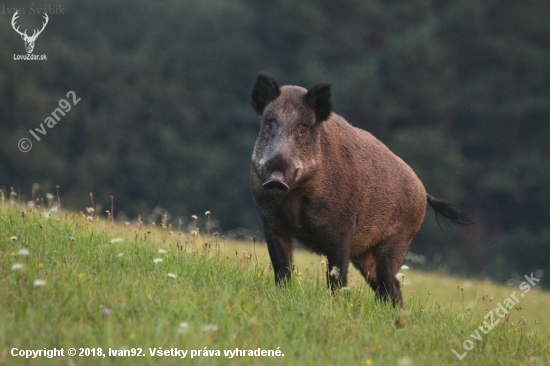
[11,11,49,54]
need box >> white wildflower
[201,324,218,332]
[400,265,409,270]
[11,263,24,270]
[167,273,177,279]
[329,266,340,278]
[33,279,46,287]
[157,249,167,254]
[397,356,412,366]
[153,258,163,264]
[17,248,30,256]
[396,273,405,280]
[117,252,124,257]
[109,238,123,243]
[177,322,190,334]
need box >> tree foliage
[1,0,548,285]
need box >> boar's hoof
[262,180,290,196]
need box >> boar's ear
[250,72,281,115]
[304,82,332,123]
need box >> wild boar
[249,72,472,306]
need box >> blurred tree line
[0,0,548,286]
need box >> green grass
[0,203,549,365]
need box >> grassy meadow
[0,201,549,366]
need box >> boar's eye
[264,118,275,132]
[299,126,308,136]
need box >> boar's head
[250,73,332,197]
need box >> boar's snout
[262,172,290,196]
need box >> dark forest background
[1,0,549,287]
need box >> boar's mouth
[262,172,290,196]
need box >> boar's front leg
[263,225,293,285]
[325,235,352,290]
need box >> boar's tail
[427,194,475,227]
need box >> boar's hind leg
[264,226,293,285]
[351,250,378,292]
[372,236,411,307]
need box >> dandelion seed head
[205,211,211,216]
[191,215,198,220]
